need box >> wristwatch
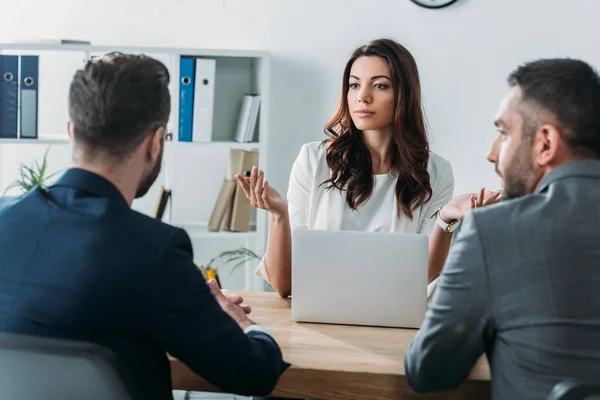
[431,207,461,233]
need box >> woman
[237,39,499,298]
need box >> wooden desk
[170,291,491,400]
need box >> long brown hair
[321,39,432,219]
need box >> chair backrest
[0,332,143,400]
[548,380,600,400]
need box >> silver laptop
[291,229,428,328]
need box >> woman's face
[347,56,395,132]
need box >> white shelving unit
[0,138,69,144]
[179,223,259,240]
[0,43,270,291]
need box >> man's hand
[207,280,254,330]
[221,290,251,314]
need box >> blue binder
[20,55,39,139]
[0,55,19,138]
[178,57,195,142]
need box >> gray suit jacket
[405,159,600,400]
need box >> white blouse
[256,141,455,283]
[340,173,396,232]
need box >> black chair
[548,380,600,400]
[0,332,143,400]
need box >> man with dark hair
[0,53,289,399]
[405,58,600,399]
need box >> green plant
[206,247,261,272]
[3,146,61,195]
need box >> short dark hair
[508,58,600,159]
[68,52,171,161]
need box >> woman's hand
[235,166,288,217]
[440,187,502,222]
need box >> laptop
[291,229,428,329]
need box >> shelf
[0,139,258,149]
[175,223,258,239]
[167,140,260,150]
[0,43,267,58]
[0,138,70,144]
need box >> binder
[208,179,236,231]
[192,58,216,142]
[178,57,195,142]
[228,149,259,232]
[19,55,39,139]
[234,95,253,143]
[221,193,234,230]
[245,95,261,142]
[154,186,172,220]
[0,55,19,138]
[227,148,258,180]
[234,94,261,143]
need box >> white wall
[1,0,598,209]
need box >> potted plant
[1,146,60,207]
[201,247,261,287]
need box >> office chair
[0,332,144,400]
[548,379,600,400]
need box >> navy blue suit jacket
[0,168,289,399]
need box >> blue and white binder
[192,58,216,142]
[19,55,39,139]
[0,55,19,139]
[178,57,195,142]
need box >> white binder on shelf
[234,94,261,143]
[192,58,216,142]
[245,95,261,142]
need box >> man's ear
[148,127,166,161]
[532,124,561,167]
[67,121,73,141]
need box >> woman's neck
[360,127,393,174]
